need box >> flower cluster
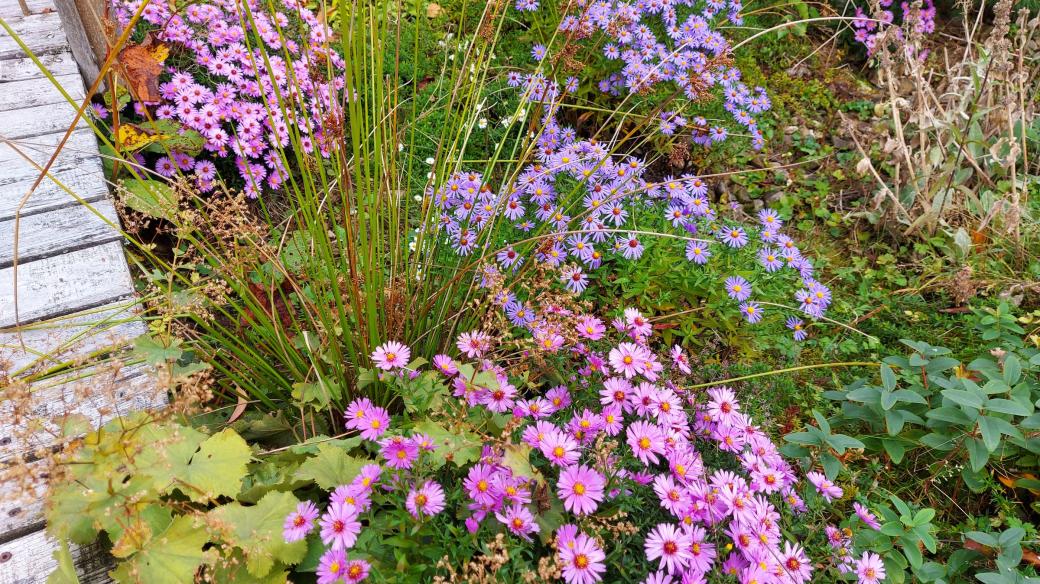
[851,0,937,58]
[109,0,345,196]
[517,0,769,149]
[322,317,884,582]
[424,108,828,340]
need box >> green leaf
[965,531,999,547]
[120,179,179,221]
[47,540,81,584]
[110,516,210,584]
[210,491,307,578]
[942,389,984,410]
[294,444,369,490]
[912,508,935,526]
[966,437,990,471]
[138,119,206,156]
[413,418,481,468]
[881,364,897,391]
[1003,354,1022,386]
[178,428,251,502]
[985,398,1031,417]
[977,416,1003,451]
[882,439,907,463]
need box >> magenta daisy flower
[317,548,349,584]
[645,523,693,574]
[380,435,419,469]
[608,342,645,378]
[433,354,459,375]
[855,551,886,584]
[559,532,606,584]
[283,500,319,542]
[456,330,491,358]
[344,559,371,582]
[406,481,446,518]
[358,406,390,441]
[807,471,843,502]
[540,430,580,467]
[371,341,410,370]
[495,503,540,540]
[557,465,605,515]
[854,502,881,530]
[627,420,666,466]
[319,502,361,550]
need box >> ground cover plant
[2,0,1039,583]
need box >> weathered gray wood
[0,53,77,83]
[0,198,121,268]
[0,74,84,111]
[0,300,144,375]
[0,164,109,222]
[0,242,134,328]
[0,129,101,181]
[0,0,54,18]
[0,12,68,60]
[0,364,159,462]
[52,0,96,87]
[0,529,111,584]
[0,102,89,140]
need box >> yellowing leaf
[110,516,210,584]
[178,428,252,502]
[294,444,369,490]
[209,491,307,578]
[120,178,179,221]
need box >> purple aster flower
[724,276,751,301]
[283,500,319,542]
[370,341,410,370]
[406,481,446,518]
[557,465,605,515]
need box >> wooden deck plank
[0,0,55,18]
[0,73,84,111]
[0,165,109,223]
[0,129,102,182]
[0,300,144,376]
[0,53,77,83]
[0,12,69,60]
[0,242,135,328]
[0,198,121,268]
[0,530,110,584]
[0,102,89,140]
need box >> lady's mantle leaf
[210,491,307,577]
[294,444,368,489]
[110,516,210,584]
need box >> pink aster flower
[624,308,652,337]
[807,471,843,502]
[457,330,491,358]
[380,435,419,469]
[351,464,382,492]
[609,342,646,378]
[317,548,349,584]
[406,481,446,518]
[495,503,540,540]
[283,500,319,542]
[854,502,881,530]
[355,406,390,441]
[330,485,371,511]
[669,345,691,374]
[645,523,693,574]
[465,463,500,506]
[541,430,580,467]
[627,420,666,466]
[319,502,361,550]
[433,354,459,375]
[559,531,606,584]
[706,386,740,425]
[344,559,371,582]
[855,551,886,584]
[779,541,813,583]
[371,341,410,370]
[557,465,605,515]
[576,315,606,340]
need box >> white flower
[478,118,488,129]
[425,157,435,165]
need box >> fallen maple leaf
[118,33,169,103]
